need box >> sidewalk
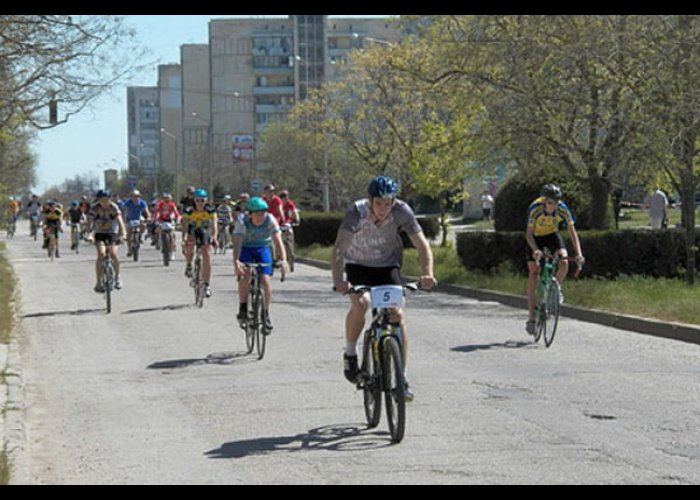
[297,257,700,346]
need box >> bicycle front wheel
[361,328,381,429]
[542,279,561,347]
[382,336,406,444]
[194,258,204,308]
[252,289,266,360]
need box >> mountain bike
[99,243,117,314]
[128,220,141,262]
[29,213,40,241]
[5,215,16,239]
[190,243,206,308]
[45,226,58,261]
[238,262,285,360]
[534,249,582,347]
[350,283,421,444]
[216,219,229,255]
[161,221,175,266]
[280,223,297,272]
[70,223,80,254]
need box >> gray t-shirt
[339,199,422,268]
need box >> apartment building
[129,15,398,196]
[126,86,159,177]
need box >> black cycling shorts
[345,263,402,287]
[527,233,566,261]
[95,233,121,246]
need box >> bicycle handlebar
[340,282,425,295]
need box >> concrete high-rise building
[131,15,398,198]
[181,44,211,196]
[158,64,182,195]
[207,15,399,193]
[126,86,159,178]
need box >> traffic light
[49,99,57,125]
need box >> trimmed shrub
[457,228,700,279]
[295,212,344,247]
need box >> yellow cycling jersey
[183,205,216,231]
[43,208,64,225]
[526,196,575,237]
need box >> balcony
[253,85,295,96]
[255,103,293,114]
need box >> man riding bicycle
[331,175,436,401]
[6,196,20,227]
[27,194,42,237]
[233,197,288,333]
[525,183,585,336]
[123,189,150,257]
[182,189,218,298]
[88,190,127,292]
[42,200,64,258]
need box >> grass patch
[0,446,8,485]
[0,242,14,344]
[298,243,700,325]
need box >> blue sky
[33,14,387,194]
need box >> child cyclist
[233,197,288,333]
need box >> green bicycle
[534,249,581,347]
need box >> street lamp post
[160,128,178,197]
[190,112,213,196]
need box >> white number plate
[370,285,404,309]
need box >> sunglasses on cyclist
[194,198,206,203]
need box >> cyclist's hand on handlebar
[419,275,437,291]
[278,260,290,275]
[333,281,351,294]
[575,254,586,267]
[533,249,544,262]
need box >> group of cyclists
[5,176,584,404]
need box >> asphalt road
[5,222,700,484]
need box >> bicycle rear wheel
[103,260,113,314]
[382,336,406,444]
[542,280,561,347]
[361,328,381,429]
[162,233,171,266]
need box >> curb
[296,257,700,346]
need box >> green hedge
[296,211,440,248]
[457,228,700,279]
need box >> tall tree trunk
[588,174,611,229]
[682,168,696,284]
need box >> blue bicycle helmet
[194,188,208,199]
[96,189,111,199]
[368,175,399,199]
[246,197,269,212]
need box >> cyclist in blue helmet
[182,188,218,298]
[232,197,288,333]
[332,175,436,401]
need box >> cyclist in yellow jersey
[525,183,585,336]
[182,188,218,298]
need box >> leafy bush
[457,228,700,279]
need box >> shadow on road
[122,303,192,315]
[147,351,253,370]
[22,308,105,319]
[451,340,532,353]
[205,424,391,459]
